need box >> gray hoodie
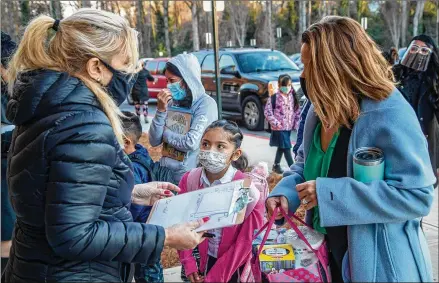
[149,54,218,181]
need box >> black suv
[192,48,302,131]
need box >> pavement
[120,101,438,282]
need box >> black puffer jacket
[3,70,165,282]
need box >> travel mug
[353,147,385,183]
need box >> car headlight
[268,81,278,96]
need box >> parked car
[127,57,169,104]
[290,53,304,70]
[192,48,303,131]
[140,57,154,63]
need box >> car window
[193,53,206,65]
[236,51,300,73]
[219,55,236,70]
[146,61,158,74]
[201,54,215,73]
[157,61,166,75]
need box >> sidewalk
[163,133,438,282]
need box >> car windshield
[236,51,300,73]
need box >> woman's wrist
[163,228,171,247]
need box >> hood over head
[167,54,205,104]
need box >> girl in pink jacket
[178,120,266,283]
[264,74,301,174]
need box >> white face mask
[198,150,230,174]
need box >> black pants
[274,148,294,167]
[206,256,244,283]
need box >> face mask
[300,77,308,100]
[279,86,291,94]
[167,80,187,100]
[401,42,432,72]
[101,60,136,106]
[198,150,230,174]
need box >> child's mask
[198,150,230,174]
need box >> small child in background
[177,120,267,283]
[264,74,301,174]
[121,111,174,283]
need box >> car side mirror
[220,66,241,78]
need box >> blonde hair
[7,9,139,145]
[302,16,394,129]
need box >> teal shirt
[303,122,340,234]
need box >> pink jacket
[177,168,266,282]
[264,90,301,131]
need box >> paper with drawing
[147,178,251,232]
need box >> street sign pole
[276,27,282,51]
[211,0,222,119]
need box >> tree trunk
[299,0,307,34]
[191,2,200,51]
[2,1,14,38]
[163,0,171,56]
[49,0,62,19]
[382,1,401,49]
[267,1,274,49]
[81,0,91,8]
[20,0,30,26]
[136,0,145,56]
[413,0,425,37]
[143,1,152,57]
[401,0,408,47]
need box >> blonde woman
[267,16,435,282]
[3,9,206,282]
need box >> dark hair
[165,62,193,108]
[1,32,16,67]
[278,74,291,87]
[390,47,399,62]
[203,119,249,171]
[383,47,399,66]
[121,111,142,144]
[396,35,439,96]
[278,74,299,111]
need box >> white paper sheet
[147,180,245,232]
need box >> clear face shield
[401,41,432,72]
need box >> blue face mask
[167,80,186,100]
[279,86,291,94]
[100,60,136,106]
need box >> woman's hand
[164,218,208,250]
[296,180,318,210]
[157,89,172,112]
[131,182,180,206]
[266,196,289,220]
[188,272,204,283]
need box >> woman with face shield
[266,17,435,282]
[394,35,439,186]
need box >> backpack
[264,94,277,133]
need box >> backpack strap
[271,94,276,111]
[232,170,246,181]
[186,167,204,192]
